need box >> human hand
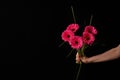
[75,52,81,63]
[76,52,90,64]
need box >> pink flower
[84,25,97,35]
[66,23,79,32]
[69,36,83,49]
[61,30,74,42]
[82,32,95,45]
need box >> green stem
[75,63,82,80]
[66,49,74,58]
[81,45,85,56]
[71,6,76,23]
[58,42,65,47]
[89,15,93,25]
[77,49,81,55]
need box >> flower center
[75,41,78,44]
[71,29,75,31]
[86,37,90,40]
[88,29,92,33]
[67,35,70,38]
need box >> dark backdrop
[0,0,120,80]
[52,0,120,80]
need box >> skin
[76,44,120,63]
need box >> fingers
[75,53,89,64]
[81,57,88,63]
[76,52,81,63]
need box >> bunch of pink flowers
[61,23,97,63]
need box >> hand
[75,52,81,63]
[76,52,90,64]
[81,56,89,63]
[76,44,120,63]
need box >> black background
[53,1,120,80]
[0,0,120,80]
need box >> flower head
[61,30,74,42]
[69,36,83,49]
[66,23,79,32]
[82,32,95,45]
[84,25,97,35]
